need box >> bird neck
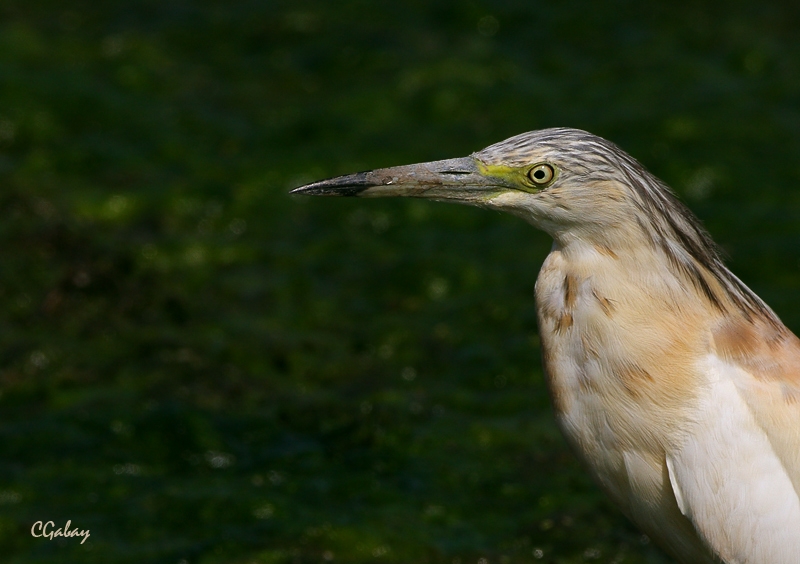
[547,233,719,321]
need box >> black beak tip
[289,184,315,195]
[290,172,374,197]
[289,181,329,196]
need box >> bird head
[291,128,652,245]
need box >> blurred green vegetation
[1,1,799,563]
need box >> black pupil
[534,169,546,179]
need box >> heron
[291,128,800,563]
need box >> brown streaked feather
[594,243,619,259]
[564,274,578,309]
[592,290,616,316]
[615,362,655,398]
[555,312,573,334]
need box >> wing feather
[713,317,800,495]
[666,350,800,564]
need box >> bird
[291,128,800,563]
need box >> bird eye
[527,164,555,186]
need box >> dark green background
[2,1,799,563]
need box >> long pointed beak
[290,156,512,204]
